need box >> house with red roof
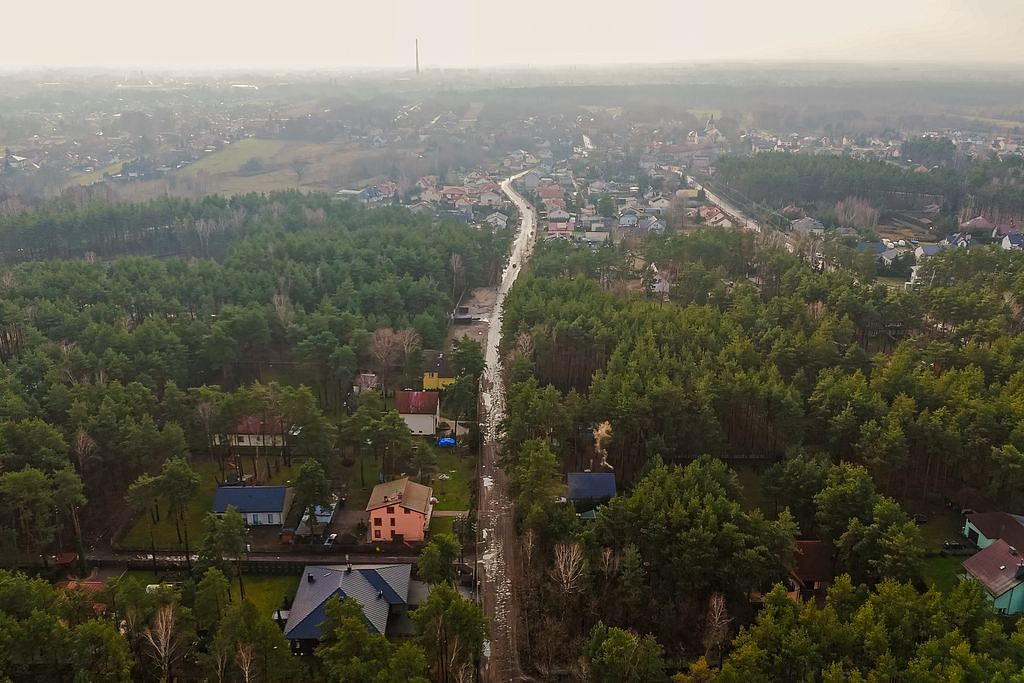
[395,390,440,435]
[216,415,289,448]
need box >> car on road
[323,533,337,547]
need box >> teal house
[962,540,1024,615]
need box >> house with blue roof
[284,564,426,652]
[211,486,292,526]
[567,472,616,513]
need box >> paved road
[477,173,535,683]
[687,175,762,233]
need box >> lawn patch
[429,516,455,537]
[430,448,474,511]
[920,555,963,593]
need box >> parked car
[943,539,966,550]
[912,513,929,525]
[323,533,338,547]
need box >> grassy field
[120,457,299,550]
[430,448,474,511]
[429,516,455,537]
[336,454,382,510]
[920,555,963,593]
[178,139,288,177]
[120,570,299,616]
[69,161,124,186]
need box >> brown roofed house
[365,478,434,543]
[962,539,1024,615]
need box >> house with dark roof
[963,512,1024,551]
[365,478,434,543]
[567,472,616,512]
[284,564,425,652]
[1002,234,1024,251]
[962,540,1024,615]
[914,243,944,261]
[394,390,440,435]
[788,540,832,603]
[212,486,292,526]
[213,415,288,448]
[942,232,971,248]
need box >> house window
[386,506,395,514]
[390,530,396,539]
[374,530,381,539]
[374,517,382,526]
[390,518,396,527]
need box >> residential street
[477,174,535,682]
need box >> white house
[478,191,502,207]
[395,390,440,436]
[648,196,672,212]
[484,212,509,229]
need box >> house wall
[214,434,285,448]
[991,583,1024,615]
[367,505,430,542]
[401,413,437,436]
[245,511,282,526]
[963,520,995,549]
[423,373,456,391]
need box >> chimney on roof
[307,573,315,583]
[1016,562,1024,580]
[377,590,384,600]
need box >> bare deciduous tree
[550,542,587,598]
[835,196,879,230]
[371,328,402,387]
[236,642,255,683]
[702,592,731,665]
[143,604,183,681]
[71,430,99,478]
[515,331,534,357]
[395,327,422,361]
[271,291,294,331]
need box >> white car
[323,533,338,546]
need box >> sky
[5,0,1024,71]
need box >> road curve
[477,173,535,682]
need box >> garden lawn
[430,448,474,511]
[119,571,299,617]
[232,574,300,616]
[920,555,964,593]
[429,516,455,537]
[119,457,299,551]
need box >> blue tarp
[436,437,457,447]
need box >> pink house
[365,478,434,543]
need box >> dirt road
[477,173,535,682]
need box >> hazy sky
[6,0,1024,70]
